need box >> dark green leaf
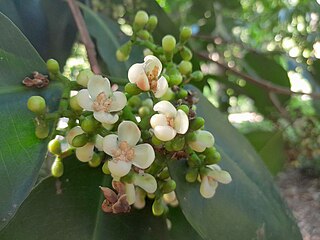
[168,86,301,240]
[0,12,62,230]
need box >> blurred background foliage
[2,0,320,177]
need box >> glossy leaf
[168,86,301,240]
[0,12,62,230]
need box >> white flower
[77,75,127,124]
[200,164,232,198]
[150,100,189,141]
[128,55,168,98]
[66,126,103,162]
[103,121,155,178]
[188,130,214,152]
[163,191,179,207]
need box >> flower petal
[76,89,94,111]
[144,55,162,76]
[109,91,127,112]
[128,63,150,91]
[188,130,215,152]
[125,183,136,205]
[150,114,168,128]
[200,176,218,198]
[133,173,157,193]
[132,144,155,169]
[102,134,118,156]
[66,126,84,145]
[94,134,104,151]
[207,168,232,184]
[76,143,94,162]
[174,109,189,134]
[154,76,168,98]
[108,160,132,178]
[153,100,177,117]
[94,111,119,124]
[134,187,146,209]
[154,126,176,141]
[88,75,111,99]
[118,121,141,146]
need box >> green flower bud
[161,179,176,193]
[81,115,100,134]
[180,26,192,42]
[152,199,165,216]
[89,152,102,168]
[185,168,198,183]
[158,168,170,180]
[125,83,142,95]
[72,133,88,147]
[188,152,201,167]
[46,59,60,74]
[186,132,197,142]
[48,138,61,155]
[190,117,205,131]
[142,99,153,109]
[191,71,204,82]
[69,95,83,112]
[160,88,175,101]
[27,96,46,114]
[172,136,185,151]
[151,135,163,146]
[102,161,111,175]
[177,104,189,114]
[146,15,158,32]
[116,42,132,62]
[204,147,221,165]
[76,69,94,87]
[169,73,183,86]
[162,35,176,52]
[35,124,49,139]
[178,60,192,75]
[137,30,150,40]
[134,10,149,28]
[138,106,151,118]
[180,46,193,61]
[177,88,188,99]
[164,141,174,151]
[51,158,64,178]
[128,95,142,108]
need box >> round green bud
[27,96,46,114]
[72,133,88,147]
[116,49,128,62]
[35,124,49,139]
[102,161,111,175]
[160,88,175,101]
[169,73,183,86]
[177,88,188,99]
[125,83,142,95]
[138,106,151,117]
[116,42,132,62]
[178,60,193,75]
[180,26,192,42]
[48,139,61,155]
[191,70,204,82]
[162,35,176,52]
[180,46,193,61]
[46,59,60,74]
[81,115,100,134]
[146,15,158,32]
[188,152,201,167]
[177,104,189,114]
[51,158,64,178]
[142,99,153,109]
[158,168,170,180]
[69,95,83,112]
[186,132,197,142]
[134,10,149,28]
[200,167,211,177]
[205,150,221,165]
[190,117,205,131]
[185,168,198,183]
[172,136,185,151]
[164,141,174,151]
[76,69,94,87]
[152,135,163,146]
[89,152,102,167]
[152,199,165,216]
[161,179,176,193]
[128,95,142,108]
[137,30,150,40]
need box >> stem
[67,0,101,74]
[196,51,320,99]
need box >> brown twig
[196,51,320,99]
[67,0,101,74]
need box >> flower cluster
[27,10,231,216]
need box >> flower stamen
[147,66,159,92]
[92,92,112,112]
[112,141,135,162]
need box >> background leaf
[0,12,62,230]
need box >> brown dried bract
[22,71,49,88]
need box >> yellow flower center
[112,141,135,162]
[92,92,112,112]
[167,117,175,128]
[146,66,159,92]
